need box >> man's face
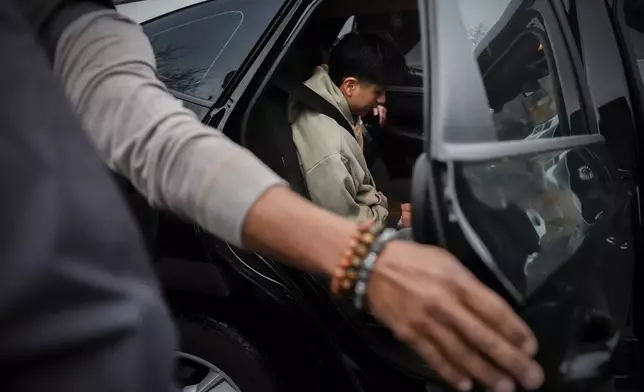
[339,77,386,117]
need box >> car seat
[243,20,346,199]
[245,80,310,198]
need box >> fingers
[379,106,387,126]
[438,293,543,390]
[403,332,473,391]
[462,282,538,355]
[369,243,543,391]
[420,316,515,392]
[401,211,412,228]
[373,105,387,126]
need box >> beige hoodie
[288,66,389,224]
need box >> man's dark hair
[328,31,408,87]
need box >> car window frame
[426,0,604,164]
[420,0,611,302]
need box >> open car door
[412,0,637,390]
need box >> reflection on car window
[447,1,601,299]
[142,0,286,102]
[456,145,612,296]
[150,11,242,98]
[487,34,564,140]
[457,0,512,49]
[452,0,570,142]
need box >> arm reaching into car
[49,7,543,392]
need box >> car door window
[426,0,623,301]
[456,0,574,142]
[142,0,286,103]
[352,12,424,144]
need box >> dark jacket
[0,1,177,391]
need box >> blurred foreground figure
[0,1,177,391]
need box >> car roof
[115,0,211,24]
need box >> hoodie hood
[287,65,356,126]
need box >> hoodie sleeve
[305,154,389,225]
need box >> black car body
[115,0,644,391]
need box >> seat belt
[275,79,387,170]
[275,79,400,227]
[274,79,357,139]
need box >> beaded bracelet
[330,220,381,296]
[353,228,398,310]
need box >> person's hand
[398,203,412,229]
[373,105,387,127]
[367,242,544,392]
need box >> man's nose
[377,94,386,105]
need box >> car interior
[240,0,615,375]
[243,0,423,225]
[106,1,641,388]
[109,1,641,388]
[240,0,443,378]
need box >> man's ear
[340,77,360,97]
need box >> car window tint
[353,12,424,139]
[354,11,421,77]
[453,0,573,142]
[142,0,286,102]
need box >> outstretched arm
[48,7,543,392]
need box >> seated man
[288,31,410,228]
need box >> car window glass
[455,145,613,297]
[142,0,286,102]
[447,0,600,299]
[354,12,422,77]
[452,0,571,142]
[352,12,424,141]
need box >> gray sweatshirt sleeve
[53,10,288,247]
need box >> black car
[115,0,644,391]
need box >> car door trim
[426,0,498,152]
[439,134,605,162]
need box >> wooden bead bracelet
[330,220,382,297]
